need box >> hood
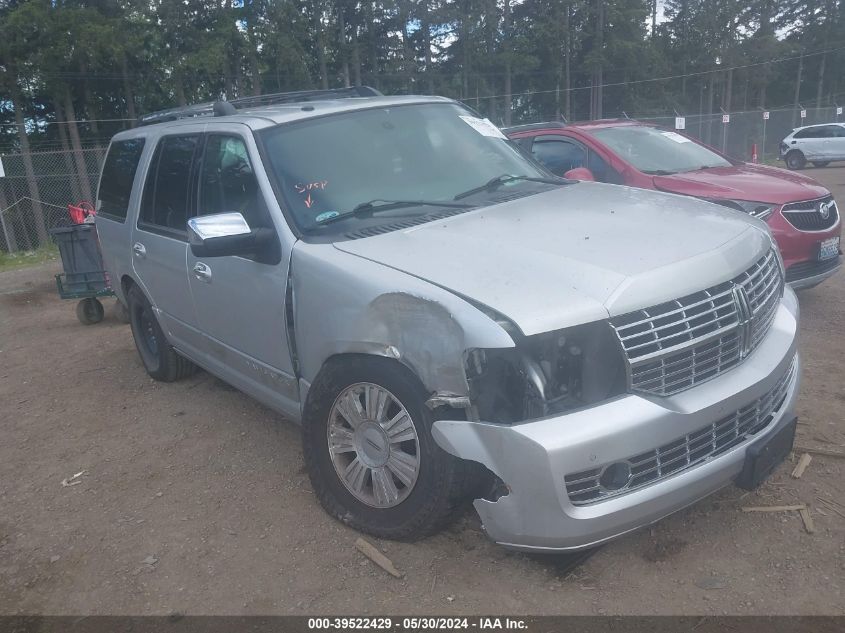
[334,183,771,336]
[653,162,829,205]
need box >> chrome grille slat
[611,250,784,396]
[614,289,735,335]
[623,311,739,354]
[565,359,796,505]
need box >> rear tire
[302,356,472,540]
[812,161,830,168]
[785,150,806,170]
[127,285,195,382]
[76,298,104,325]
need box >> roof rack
[138,85,383,126]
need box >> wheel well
[304,353,468,425]
[305,354,421,415]
[120,275,136,300]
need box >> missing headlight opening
[465,321,628,423]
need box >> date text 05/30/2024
[307,617,529,630]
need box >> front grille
[785,255,841,283]
[611,250,783,396]
[781,196,839,231]
[564,358,796,505]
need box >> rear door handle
[192,262,212,282]
[132,242,146,258]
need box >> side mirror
[564,167,596,182]
[187,212,272,258]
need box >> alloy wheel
[327,382,421,508]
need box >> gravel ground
[1,167,843,616]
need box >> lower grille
[785,256,841,283]
[564,358,796,506]
[781,196,838,231]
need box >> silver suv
[96,88,800,552]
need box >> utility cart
[50,203,124,325]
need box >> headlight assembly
[706,198,776,222]
[464,321,627,424]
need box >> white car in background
[780,122,845,169]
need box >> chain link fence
[0,105,842,254]
[0,148,105,253]
[635,106,844,163]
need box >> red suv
[506,120,841,289]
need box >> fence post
[0,208,18,253]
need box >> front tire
[302,356,471,540]
[785,150,806,170]
[127,285,195,382]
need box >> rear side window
[794,127,823,139]
[97,138,145,221]
[140,135,199,233]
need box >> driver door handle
[192,262,212,282]
[132,242,146,258]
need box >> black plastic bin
[50,224,108,294]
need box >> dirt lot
[1,168,844,616]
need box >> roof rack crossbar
[139,85,382,126]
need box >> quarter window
[140,135,199,232]
[97,138,145,220]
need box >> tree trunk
[460,7,470,100]
[11,91,49,246]
[366,2,378,88]
[351,13,362,87]
[314,2,329,89]
[400,0,413,92]
[706,75,716,144]
[54,97,83,202]
[174,71,187,106]
[564,1,571,120]
[651,0,657,37]
[421,1,433,93]
[816,53,826,110]
[79,59,99,135]
[503,0,512,125]
[338,2,351,88]
[121,54,137,126]
[63,87,94,205]
[792,53,803,127]
[591,0,604,119]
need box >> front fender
[291,241,514,400]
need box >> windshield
[588,125,732,174]
[259,102,549,233]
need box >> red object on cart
[67,201,95,224]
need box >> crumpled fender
[291,242,514,401]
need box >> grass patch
[0,245,59,273]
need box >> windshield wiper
[453,174,565,200]
[314,198,473,227]
[643,169,677,175]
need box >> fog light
[599,462,632,490]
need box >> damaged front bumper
[432,290,800,552]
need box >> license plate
[819,236,840,261]
[735,416,797,490]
